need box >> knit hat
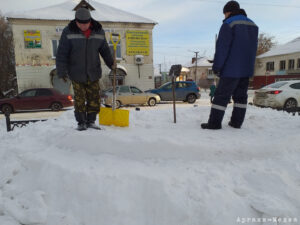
[223,1,240,13]
[75,8,91,24]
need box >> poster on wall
[24,30,41,48]
[126,30,149,56]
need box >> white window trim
[51,39,59,59]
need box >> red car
[0,88,74,114]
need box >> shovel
[99,33,130,127]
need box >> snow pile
[0,99,300,225]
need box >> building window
[288,59,295,70]
[297,58,300,69]
[266,62,274,71]
[51,40,59,58]
[109,41,121,59]
[208,69,214,75]
[279,60,286,70]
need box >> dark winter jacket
[212,13,258,78]
[56,19,113,82]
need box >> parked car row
[103,81,201,108]
[0,81,202,113]
[1,80,299,114]
[253,80,300,110]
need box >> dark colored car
[0,88,74,114]
[146,81,201,103]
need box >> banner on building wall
[24,30,41,48]
[126,30,149,56]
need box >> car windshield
[264,82,288,89]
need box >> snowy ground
[0,91,300,225]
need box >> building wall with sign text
[8,19,156,93]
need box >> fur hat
[223,1,240,13]
[75,8,91,24]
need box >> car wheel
[1,104,13,114]
[115,100,121,109]
[186,94,196,104]
[50,102,62,111]
[284,98,297,110]
[148,98,156,106]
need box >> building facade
[253,37,300,89]
[187,57,215,89]
[7,0,157,93]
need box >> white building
[253,37,300,89]
[6,0,157,93]
[187,57,214,88]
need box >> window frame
[266,62,274,71]
[51,39,59,58]
[279,60,286,70]
[288,59,295,70]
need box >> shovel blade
[99,107,129,127]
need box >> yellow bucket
[99,107,129,127]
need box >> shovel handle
[110,33,120,111]
[110,33,121,51]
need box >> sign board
[169,65,182,77]
[126,30,149,56]
[24,30,41,48]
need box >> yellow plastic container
[99,107,129,127]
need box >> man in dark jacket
[201,1,258,130]
[56,7,114,131]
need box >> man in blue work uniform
[201,1,258,130]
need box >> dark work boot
[201,123,222,130]
[228,121,241,129]
[87,112,101,130]
[74,111,87,131]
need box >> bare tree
[0,13,17,98]
[257,33,276,56]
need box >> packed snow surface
[1,94,300,225]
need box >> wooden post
[5,112,11,132]
[172,75,176,123]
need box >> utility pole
[194,51,199,82]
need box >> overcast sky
[1,0,300,71]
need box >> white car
[253,80,300,110]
